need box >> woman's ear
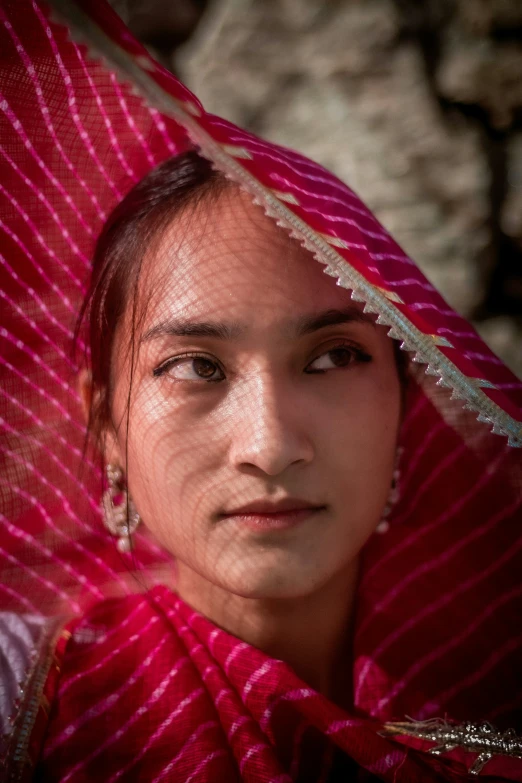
[77,368,124,468]
[78,368,93,423]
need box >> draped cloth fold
[0,0,521,780]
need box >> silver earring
[376,448,403,534]
[102,464,140,552]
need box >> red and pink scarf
[0,1,521,780]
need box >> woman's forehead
[140,187,360,322]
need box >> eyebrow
[295,307,376,335]
[140,306,376,344]
[141,319,242,342]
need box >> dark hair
[76,150,230,445]
[77,149,408,447]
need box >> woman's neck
[175,562,358,706]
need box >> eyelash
[153,352,225,382]
[305,343,372,374]
[152,342,372,382]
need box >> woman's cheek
[124,415,214,545]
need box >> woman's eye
[154,356,224,382]
[306,347,369,373]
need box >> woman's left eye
[305,346,370,373]
[153,355,224,382]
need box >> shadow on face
[104,185,402,601]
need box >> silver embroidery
[382,719,522,775]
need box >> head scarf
[1,1,521,780]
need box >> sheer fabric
[0,0,521,780]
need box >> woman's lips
[220,502,326,531]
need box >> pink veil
[1,0,522,762]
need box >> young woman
[0,1,521,781]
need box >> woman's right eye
[153,356,225,382]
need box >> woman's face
[106,186,402,600]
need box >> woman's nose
[228,375,314,477]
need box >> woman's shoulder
[62,587,183,659]
[46,588,183,698]
[37,588,199,781]
[0,590,181,782]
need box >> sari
[0,0,521,780]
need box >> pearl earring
[101,464,140,552]
[376,448,403,534]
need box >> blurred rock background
[112,0,522,376]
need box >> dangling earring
[102,464,140,552]
[376,447,403,534]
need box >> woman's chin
[212,560,335,602]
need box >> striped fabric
[0,0,521,780]
[37,586,511,782]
